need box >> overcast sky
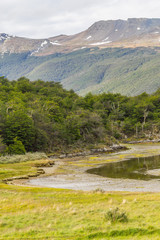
[0,0,160,39]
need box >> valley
[1,17,160,240]
[1,18,160,96]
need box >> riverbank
[48,144,126,159]
[1,144,160,239]
[16,143,160,192]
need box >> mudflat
[26,144,160,192]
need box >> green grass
[1,183,160,239]
[0,153,49,181]
[1,150,160,239]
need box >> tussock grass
[105,207,128,223]
[0,152,47,164]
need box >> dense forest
[1,47,160,97]
[0,76,160,154]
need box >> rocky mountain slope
[0,18,160,96]
[1,18,160,56]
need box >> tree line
[0,76,160,154]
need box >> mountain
[1,18,160,56]
[0,18,160,96]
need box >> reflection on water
[87,155,160,180]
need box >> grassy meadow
[1,152,160,239]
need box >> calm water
[87,155,160,180]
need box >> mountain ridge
[1,18,160,56]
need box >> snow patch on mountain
[30,40,49,56]
[0,34,12,42]
[0,34,13,58]
[73,46,87,51]
[50,41,62,46]
[86,36,92,40]
[90,41,112,46]
[103,37,109,41]
[41,40,48,47]
[30,48,40,56]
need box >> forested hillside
[0,77,160,154]
[1,47,160,96]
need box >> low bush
[105,207,128,223]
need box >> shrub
[6,138,26,155]
[93,188,105,193]
[105,208,128,223]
